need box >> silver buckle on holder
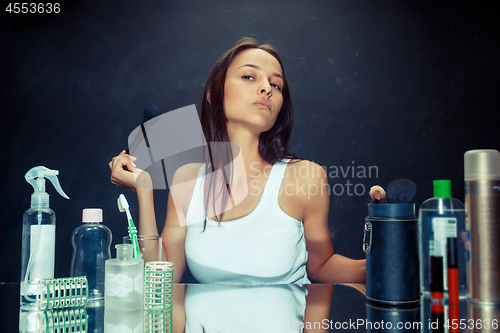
[363,219,372,253]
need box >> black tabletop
[2,282,499,332]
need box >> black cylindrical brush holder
[364,203,420,305]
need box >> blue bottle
[70,208,112,304]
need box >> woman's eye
[271,83,282,91]
[242,75,254,81]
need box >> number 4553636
[6,3,61,14]
[446,319,498,330]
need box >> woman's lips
[253,101,271,110]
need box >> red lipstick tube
[447,237,459,304]
[430,255,444,300]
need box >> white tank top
[185,158,310,284]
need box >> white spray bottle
[20,166,69,307]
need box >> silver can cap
[464,149,500,181]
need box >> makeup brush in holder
[364,179,420,305]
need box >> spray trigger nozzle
[25,166,69,208]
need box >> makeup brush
[386,178,417,203]
[369,185,386,203]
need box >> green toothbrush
[117,194,142,259]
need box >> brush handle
[128,225,142,259]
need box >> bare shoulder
[171,162,204,185]
[278,159,329,221]
[284,159,327,184]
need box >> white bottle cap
[464,149,500,181]
[82,208,103,223]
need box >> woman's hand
[109,150,152,192]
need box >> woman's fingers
[110,152,136,172]
[109,151,153,191]
[109,152,140,191]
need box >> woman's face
[223,48,284,134]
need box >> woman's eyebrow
[237,64,283,80]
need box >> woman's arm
[109,150,158,235]
[299,161,366,283]
[109,150,188,282]
[162,190,187,283]
[159,162,202,283]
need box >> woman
[109,38,366,284]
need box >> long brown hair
[201,37,298,224]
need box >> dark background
[1,0,498,283]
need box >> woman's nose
[259,83,272,97]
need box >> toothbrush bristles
[117,198,125,212]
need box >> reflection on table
[16,284,342,333]
[420,295,499,333]
[9,283,500,333]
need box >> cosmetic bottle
[464,149,500,304]
[418,180,466,300]
[105,244,144,309]
[21,166,69,307]
[70,208,112,304]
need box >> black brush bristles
[386,178,417,203]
